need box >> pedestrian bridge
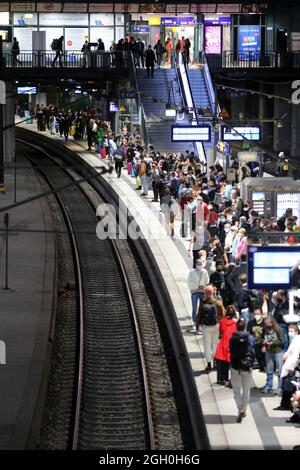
[0,50,131,80]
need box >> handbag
[114,154,123,162]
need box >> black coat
[145,49,156,66]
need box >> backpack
[248,289,262,312]
[145,161,152,176]
[202,302,218,326]
[51,38,59,51]
[230,333,255,371]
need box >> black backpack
[51,38,59,50]
[202,302,218,326]
[230,333,255,371]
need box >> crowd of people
[30,103,300,428]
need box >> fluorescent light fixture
[24,13,33,19]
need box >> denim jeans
[265,351,283,390]
[191,292,203,323]
[240,308,253,327]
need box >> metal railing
[200,52,220,114]
[1,50,130,69]
[127,52,149,147]
[206,51,300,71]
[175,52,206,163]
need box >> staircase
[136,68,193,153]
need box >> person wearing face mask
[187,260,210,333]
[224,224,236,263]
[274,324,300,413]
[196,285,225,371]
[214,305,238,385]
[272,290,289,352]
[247,307,266,372]
[261,316,285,394]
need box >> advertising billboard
[238,25,261,54]
[204,25,222,54]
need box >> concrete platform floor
[19,122,300,450]
[0,157,55,449]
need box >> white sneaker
[189,325,196,333]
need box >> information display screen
[248,245,300,289]
[277,193,300,222]
[171,126,211,142]
[109,101,118,112]
[252,192,265,216]
[222,126,261,141]
[17,86,37,94]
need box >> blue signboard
[161,17,196,27]
[205,17,231,25]
[238,25,261,55]
[132,26,150,33]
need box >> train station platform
[18,122,300,450]
[0,157,55,449]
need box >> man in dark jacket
[272,290,289,351]
[52,36,64,67]
[230,318,255,422]
[97,38,105,51]
[145,45,156,78]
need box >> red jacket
[214,317,237,363]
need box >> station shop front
[0,4,272,60]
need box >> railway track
[18,140,185,450]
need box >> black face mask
[277,299,283,304]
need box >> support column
[291,101,300,158]
[273,84,291,153]
[3,81,15,164]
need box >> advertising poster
[89,4,114,13]
[90,14,114,27]
[238,25,261,54]
[10,3,35,12]
[205,25,222,54]
[63,4,87,13]
[13,13,37,25]
[64,27,88,50]
[14,26,37,49]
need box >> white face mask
[196,265,202,271]
[200,256,206,262]
[289,332,296,340]
[224,228,230,233]
[254,315,262,323]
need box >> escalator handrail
[128,52,150,147]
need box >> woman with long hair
[214,305,238,385]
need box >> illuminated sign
[222,126,261,141]
[17,86,37,94]
[148,17,160,26]
[161,17,196,26]
[238,25,261,54]
[248,245,300,289]
[205,25,222,54]
[171,126,211,142]
[109,101,119,112]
